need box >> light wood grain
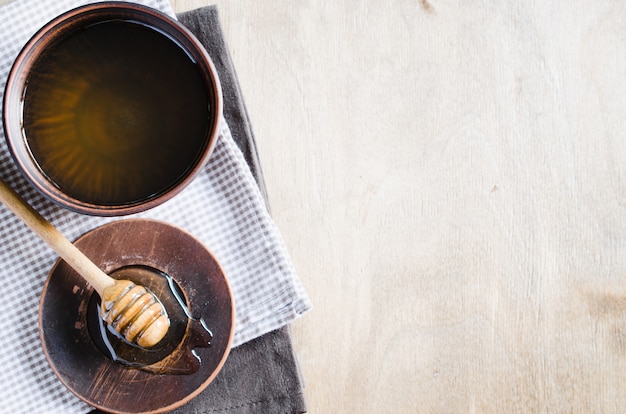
[174,1,626,412]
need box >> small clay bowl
[2,2,222,216]
[39,219,234,413]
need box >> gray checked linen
[0,0,311,412]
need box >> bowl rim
[2,1,223,216]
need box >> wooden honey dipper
[0,178,170,348]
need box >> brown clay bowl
[39,219,234,413]
[2,2,222,216]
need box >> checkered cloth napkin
[0,0,311,412]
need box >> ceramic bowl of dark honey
[2,2,222,216]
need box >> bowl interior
[3,2,222,216]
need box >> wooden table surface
[186,1,626,412]
[2,0,625,412]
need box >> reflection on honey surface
[23,20,210,205]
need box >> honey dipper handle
[0,179,114,295]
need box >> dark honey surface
[22,20,210,205]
